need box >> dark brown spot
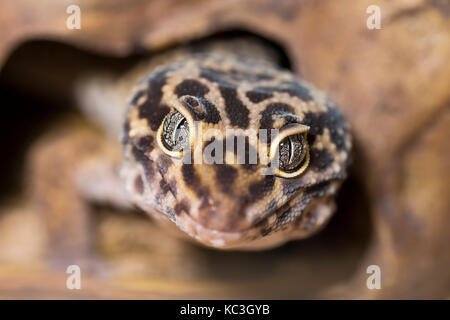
[197,187,211,209]
[134,175,144,195]
[135,135,154,153]
[280,81,313,101]
[130,90,145,105]
[259,103,295,145]
[200,67,272,83]
[302,181,331,200]
[303,108,347,151]
[215,165,238,194]
[174,200,190,216]
[267,201,279,214]
[227,69,273,82]
[282,179,305,197]
[157,154,172,176]
[200,98,221,124]
[183,97,221,124]
[183,96,199,107]
[219,86,249,128]
[200,68,234,86]
[246,90,273,103]
[260,103,294,131]
[246,175,275,203]
[159,179,171,195]
[309,148,334,170]
[168,179,177,198]
[175,79,209,98]
[275,202,293,226]
[253,82,313,102]
[138,69,170,131]
[182,164,199,187]
[132,146,154,181]
[261,227,272,237]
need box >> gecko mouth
[171,179,337,235]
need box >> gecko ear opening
[156,98,196,158]
[269,123,310,178]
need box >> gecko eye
[269,123,310,178]
[162,111,189,151]
[159,110,190,155]
[278,134,308,173]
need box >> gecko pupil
[278,134,307,172]
[162,111,189,151]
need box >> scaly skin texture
[26,40,351,263]
[119,43,352,249]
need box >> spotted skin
[121,46,352,249]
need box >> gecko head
[121,54,352,249]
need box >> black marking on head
[182,164,199,187]
[275,202,293,227]
[132,146,155,181]
[183,97,221,124]
[225,68,273,82]
[157,154,172,176]
[183,96,199,107]
[175,79,209,98]
[200,67,271,85]
[200,98,221,124]
[219,86,249,128]
[281,81,313,101]
[230,69,273,82]
[168,179,177,198]
[302,181,331,200]
[197,187,211,209]
[215,165,238,195]
[143,103,170,132]
[135,135,154,153]
[246,175,275,203]
[134,175,144,195]
[159,179,171,195]
[130,90,145,105]
[260,103,294,130]
[282,178,305,198]
[252,201,279,227]
[246,89,273,103]
[252,82,313,102]
[200,68,234,87]
[275,201,292,218]
[303,109,347,151]
[138,69,170,131]
[283,179,302,198]
[262,104,295,127]
[309,148,334,170]
[174,200,190,216]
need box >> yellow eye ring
[269,123,310,178]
